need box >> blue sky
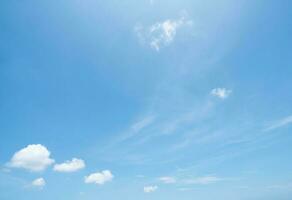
[0,0,292,199]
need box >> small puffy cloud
[84,170,113,185]
[184,176,221,185]
[8,144,54,172]
[32,177,46,188]
[53,158,85,173]
[159,176,176,184]
[144,185,158,193]
[135,13,192,51]
[211,88,232,99]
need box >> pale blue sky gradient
[1,0,292,199]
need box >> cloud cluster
[8,144,86,173]
[7,144,116,188]
[54,158,85,173]
[8,144,54,172]
[85,170,114,185]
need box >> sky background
[0,0,292,199]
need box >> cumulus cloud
[84,170,113,185]
[135,13,192,51]
[184,176,221,185]
[8,144,54,172]
[144,185,158,193]
[211,88,232,99]
[159,176,176,184]
[32,177,46,188]
[53,158,85,172]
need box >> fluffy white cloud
[32,177,46,187]
[184,176,221,185]
[135,13,192,51]
[144,185,158,193]
[159,176,176,184]
[8,144,54,172]
[84,170,113,185]
[53,158,85,172]
[211,88,232,99]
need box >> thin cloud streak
[263,115,292,132]
[183,176,222,185]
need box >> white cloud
[178,187,194,191]
[136,174,145,178]
[184,176,221,185]
[210,88,232,99]
[32,177,46,187]
[263,115,292,132]
[84,170,113,185]
[131,116,155,133]
[112,115,156,145]
[267,183,292,190]
[159,176,176,184]
[144,185,158,193]
[135,13,192,51]
[53,158,85,172]
[8,144,54,172]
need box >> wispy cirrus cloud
[131,115,156,133]
[183,176,222,185]
[267,183,292,190]
[263,115,292,132]
[159,176,176,184]
[178,187,195,191]
[113,115,156,145]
